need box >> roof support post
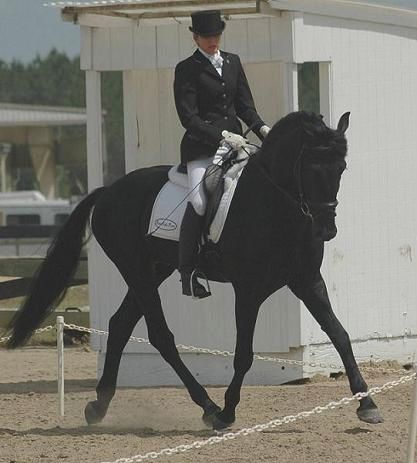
[123,70,140,173]
[86,70,104,190]
[85,70,106,352]
[283,62,299,114]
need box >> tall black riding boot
[179,203,211,299]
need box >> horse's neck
[251,151,297,197]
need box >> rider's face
[194,33,222,55]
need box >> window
[6,214,41,225]
[298,62,320,114]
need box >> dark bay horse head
[258,111,349,242]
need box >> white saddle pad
[148,147,252,243]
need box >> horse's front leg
[289,276,383,424]
[209,287,261,430]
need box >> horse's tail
[6,187,106,349]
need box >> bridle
[293,145,339,218]
[247,143,339,221]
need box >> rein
[244,144,313,219]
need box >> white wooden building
[55,0,417,386]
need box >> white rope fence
[62,322,408,376]
[0,324,56,344]
[99,373,417,463]
[0,317,416,463]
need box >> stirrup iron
[191,269,211,300]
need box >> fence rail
[0,255,88,300]
[0,225,61,238]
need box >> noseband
[293,146,339,218]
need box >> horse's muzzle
[313,211,338,241]
[322,225,338,241]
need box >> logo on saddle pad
[155,218,177,231]
[148,151,252,243]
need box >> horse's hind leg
[127,277,221,424]
[289,276,383,424]
[85,289,143,425]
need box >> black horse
[6,111,383,429]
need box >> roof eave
[267,0,417,28]
[60,0,263,26]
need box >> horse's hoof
[203,407,235,431]
[357,406,384,424]
[211,414,234,430]
[202,405,222,427]
[84,401,106,425]
[203,403,222,428]
[202,405,234,430]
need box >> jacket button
[223,105,227,109]
[221,82,226,86]
[222,94,226,98]
[224,116,228,120]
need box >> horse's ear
[337,112,350,133]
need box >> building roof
[268,0,417,14]
[349,0,417,10]
[55,0,260,24]
[267,0,417,28]
[47,0,417,28]
[0,103,87,127]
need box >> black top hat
[189,10,226,36]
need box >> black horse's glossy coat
[6,111,382,428]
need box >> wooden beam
[127,7,257,19]
[0,257,88,280]
[0,225,60,239]
[0,277,88,300]
[62,0,256,14]
[62,12,134,27]
[0,308,90,329]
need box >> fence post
[406,372,417,463]
[57,316,65,418]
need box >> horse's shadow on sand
[0,425,216,439]
[0,425,374,438]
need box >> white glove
[260,125,271,137]
[221,130,247,151]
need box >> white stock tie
[210,53,224,76]
[199,48,224,76]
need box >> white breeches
[187,147,229,216]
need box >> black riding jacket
[174,49,265,165]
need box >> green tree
[298,62,320,114]
[0,49,85,106]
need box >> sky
[0,0,83,63]
[1,0,417,63]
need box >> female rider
[174,10,270,298]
